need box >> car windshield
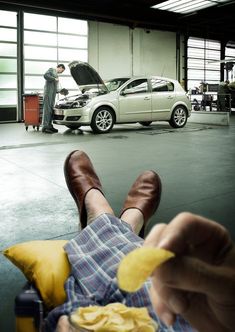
[105,78,130,92]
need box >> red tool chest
[23,93,43,131]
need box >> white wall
[89,22,131,79]
[88,21,180,80]
[133,28,176,77]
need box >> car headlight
[72,100,90,108]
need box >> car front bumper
[53,107,91,125]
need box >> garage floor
[1,116,235,331]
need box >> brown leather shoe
[64,150,104,229]
[120,170,162,238]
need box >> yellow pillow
[3,240,71,309]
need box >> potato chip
[117,247,175,292]
[69,303,157,331]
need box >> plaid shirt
[45,214,196,332]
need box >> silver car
[54,61,191,133]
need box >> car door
[118,78,151,122]
[150,78,176,120]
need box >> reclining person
[45,150,235,332]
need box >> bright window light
[0,90,17,105]
[24,13,56,31]
[152,0,231,14]
[0,28,17,42]
[0,10,17,27]
[58,17,88,35]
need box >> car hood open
[69,61,108,93]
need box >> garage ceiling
[1,0,235,42]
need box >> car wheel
[91,107,115,134]
[139,121,152,126]
[169,106,188,128]
[65,125,81,130]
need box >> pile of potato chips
[69,303,157,332]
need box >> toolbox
[23,93,43,131]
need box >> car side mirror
[120,90,127,96]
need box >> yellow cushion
[3,240,70,309]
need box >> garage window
[187,37,220,91]
[225,42,235,81]
[0,10,18,121]
[24,13,88,96]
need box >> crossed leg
[64,150,161,236]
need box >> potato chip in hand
[117,247,175,292]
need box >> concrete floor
[1,117,235,331]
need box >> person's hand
[144,212,235,332]
[55,78,59,82]
[56,315,76,332]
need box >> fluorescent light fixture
[152,0,231,14]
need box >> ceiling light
[152,0,231,14]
